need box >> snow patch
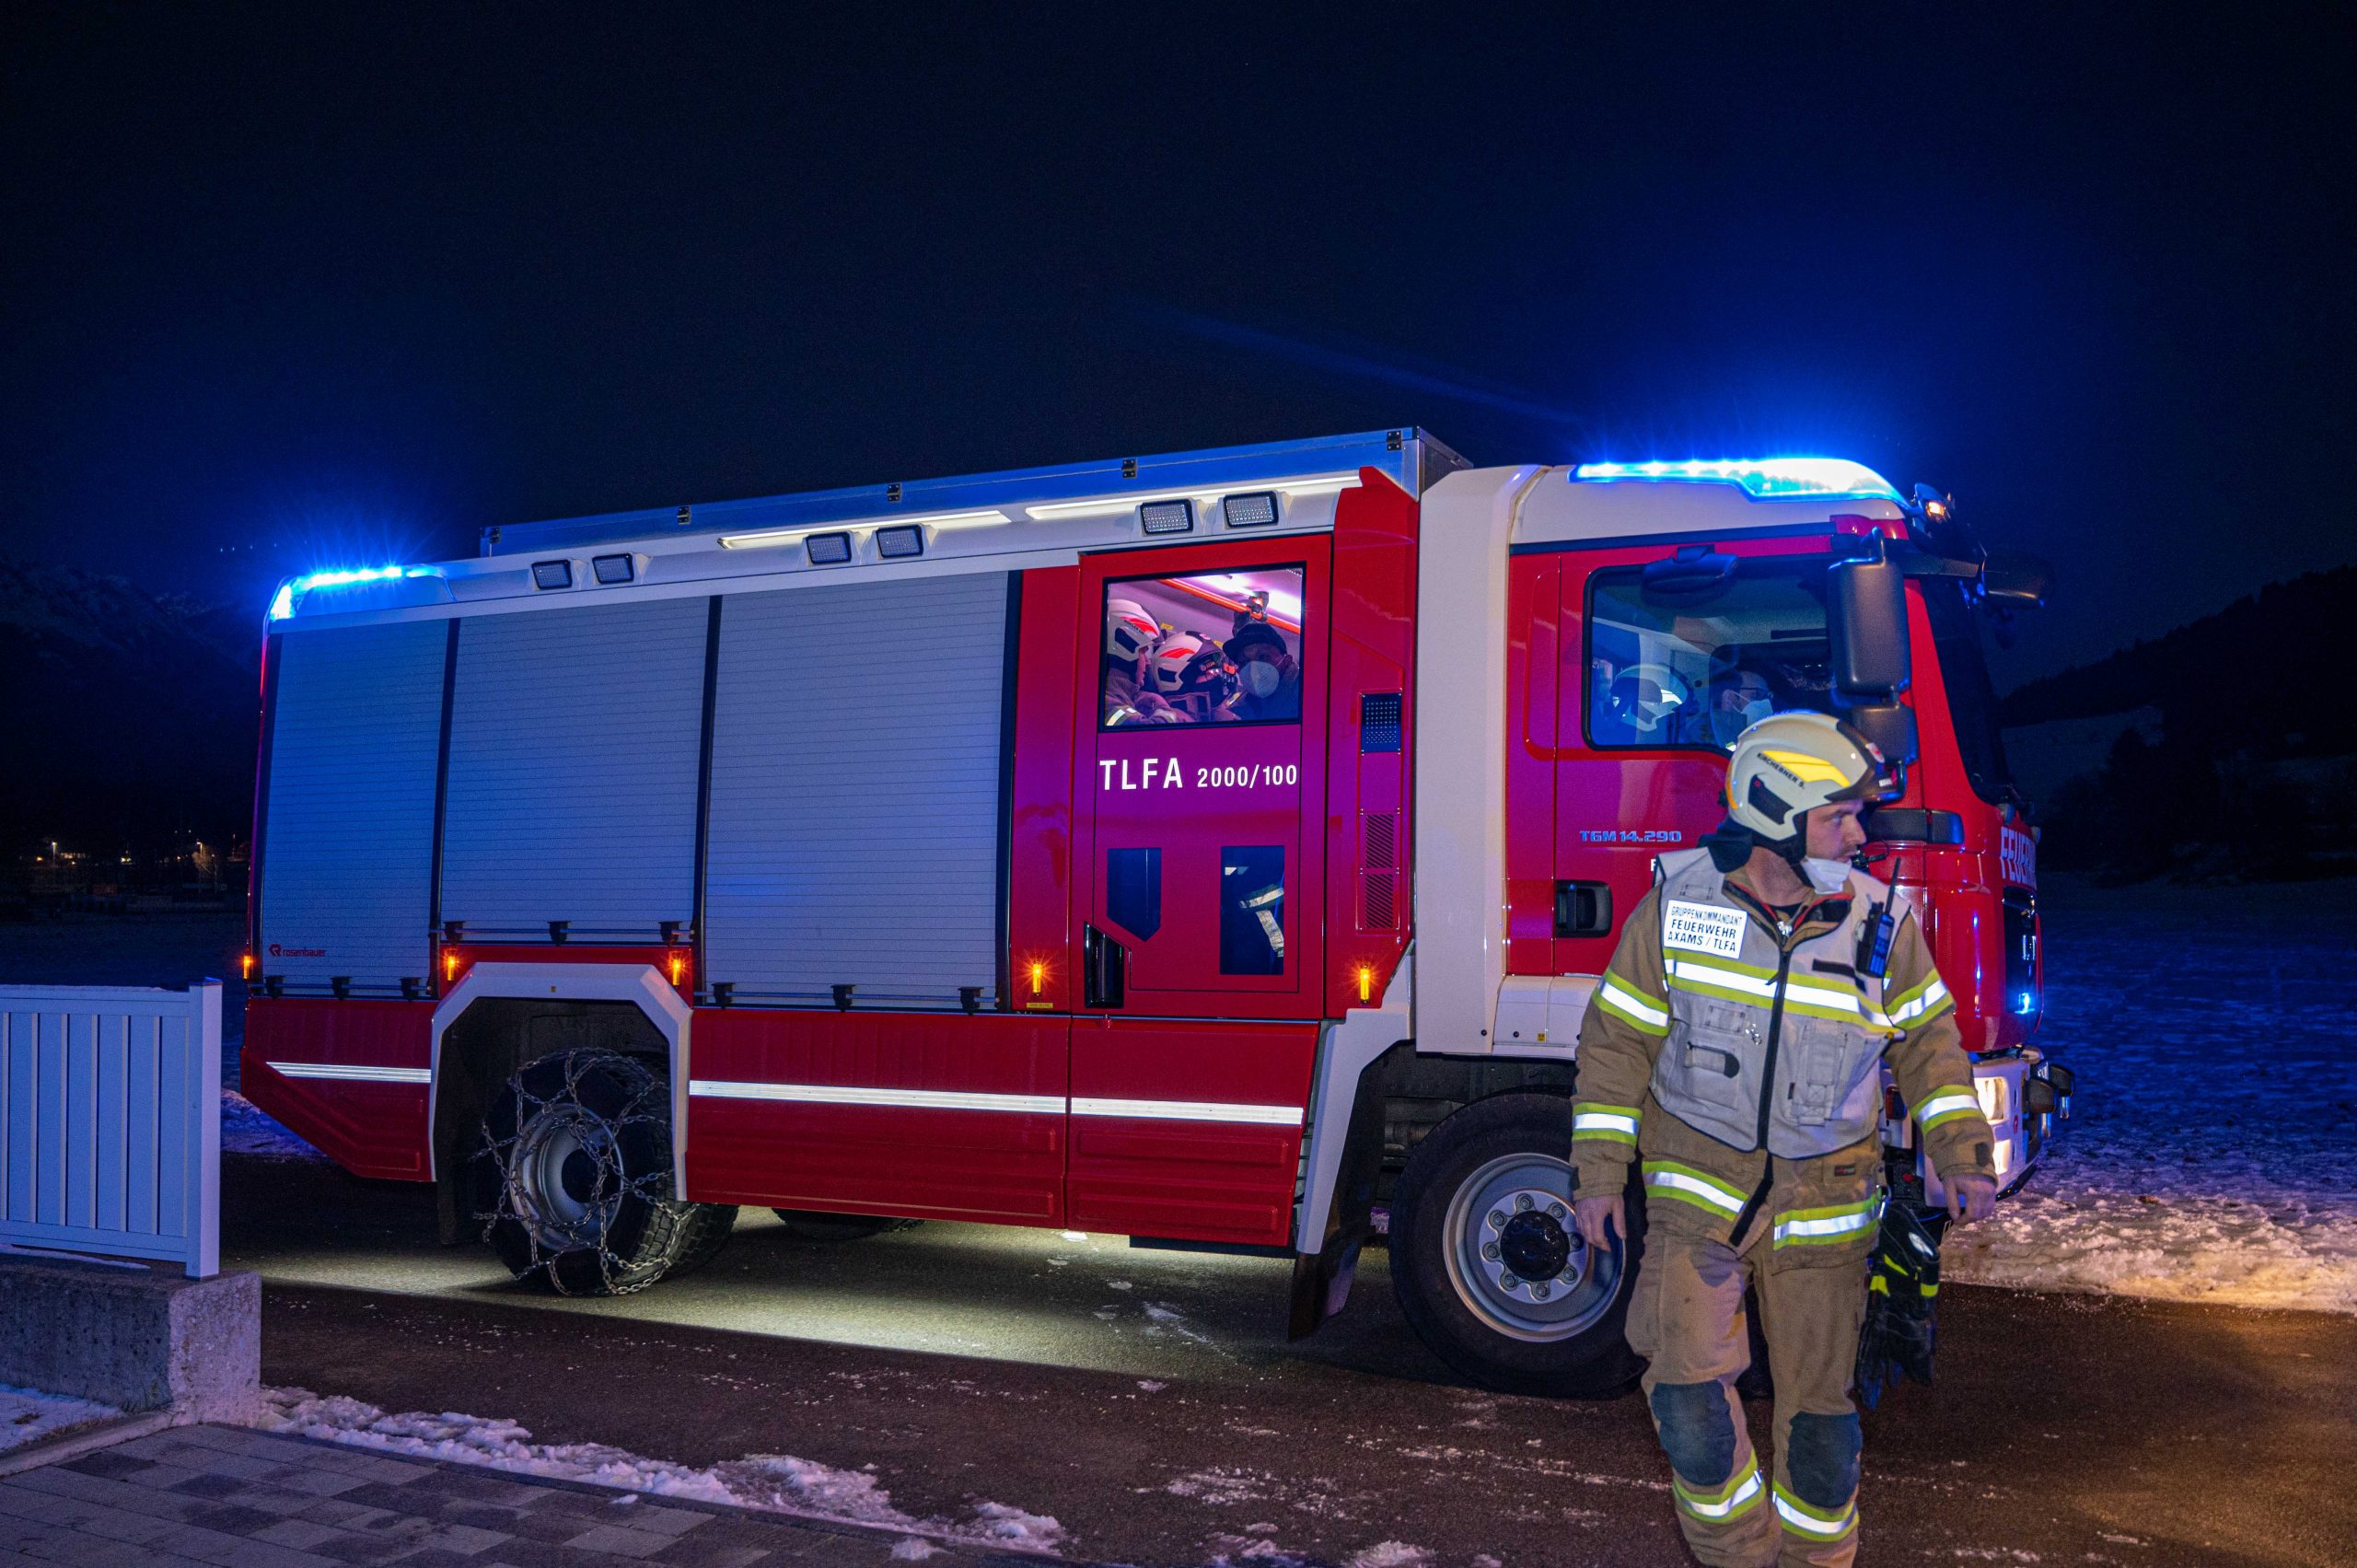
[221,1089,326,1161]
[254,1387,1064,1551]
[1165,1467,1276,1505]
[1,1383,122,1454]
[1944,879,2357,1315]
[1343,1544,1434,1568]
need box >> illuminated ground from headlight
[225,1159,1392,1381]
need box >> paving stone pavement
[0,1425,1072,1568]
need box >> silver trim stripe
[688,1079,1301,1126]
[267,1062,432,1085]
[688,1081,1064,1115]
[1070,1097,1302,1126]
[281,1069,1303,1126]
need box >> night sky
[5,4,2351,683]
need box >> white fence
[0,981,222,1277]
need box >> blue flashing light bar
[1572,458,1903,505]
[269,564,437,620]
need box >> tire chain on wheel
[471,1048,723,1296]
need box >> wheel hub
[1498,1207,1572,1283]
[559,1146,599,1205]
[510,1108,617,1249]
[1439,1151,1622,1343]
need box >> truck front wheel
[471,1048,737,1295]
[1389,1092,1645,1398]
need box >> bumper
[1887,1052,2072,1204]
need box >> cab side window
[1586,555,1834,751]
[1100,566,1306,728]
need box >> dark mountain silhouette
[1,557,261,866]
[2002,565,2357,760]
[2002,566,2357,881]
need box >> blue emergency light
[1572,458,1904,505]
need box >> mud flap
[1284,1042,1393,1341]
[1287,1234,1364,1340]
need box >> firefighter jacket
[1569,848,1995,1264]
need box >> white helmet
[1107,598,1160,663]
[1725,710,1895,843]
[1151,633,1209,694]
[1608,662,1692,735]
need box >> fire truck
[241,429,2066,1396]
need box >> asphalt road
[225,1154,2356,1568]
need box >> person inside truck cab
[1215,619,1301,722]
[1155,633,1236,723]
[1102,597,1165,725]
[1704,664,1778,749]
[1596,660,1692,743]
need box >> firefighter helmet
[1607,662,1692,736]
[1151,632,1211,694]
[1107,598,1160,663]
[1724,710,1894,842]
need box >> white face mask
[1240,660,1282,698]
[1801,856,1854,896]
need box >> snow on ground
[1944,876,2357,1314]
[255,1386,1066,1555]
[221,1086,327,1160]
[1,1383,122,1454]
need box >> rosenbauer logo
[266,942,326,958]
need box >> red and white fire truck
[242,429,2065,1395]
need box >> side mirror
[1829,549,1911,700]
[1841,700,1920,769]
[1982,551,2053,609]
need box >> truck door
[1065,541,1329,1246]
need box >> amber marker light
[1357,966,1375,1004]
[240,952,256,981]
[668,952,687,986]
[443,950,460,982]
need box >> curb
[0,1408,177,1479]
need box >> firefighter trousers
[1627,1224,1869,1568]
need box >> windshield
[1921,577,2016,806]
[1585,555,1835,750]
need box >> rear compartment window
[1106,847,1163,939]
[1102,565,1306,728]
[1219,846,1286,974]
[1585,554,1834,750]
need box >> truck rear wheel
[1389,1092,1646,1399]
[471,1048,737,1296]
[770,1210,922,1242]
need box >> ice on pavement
[256,1387,1066,1551]
[1944,877,2357,1314]
[1,1383,122,1453]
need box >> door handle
[1084,923,1127,1009]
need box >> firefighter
[1568,710,1998,1568]
[1218,619,1302,722]
[1102,597,1167,724]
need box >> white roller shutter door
[259,621,447,993]
[704,572,1010,1004]
[439,598,707,938]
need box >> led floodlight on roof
[807,531,853,565]
[1572,459,1903,504]
[1222,491,1279,528]
[875,525,924,559]
[1139,499,1194,536]
[530,560,574,590]
[591,553,635,585]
